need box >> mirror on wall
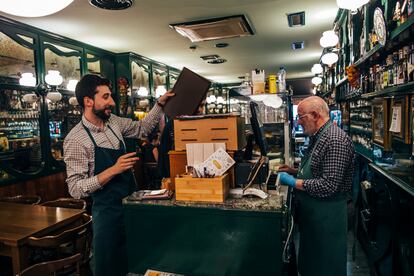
[43,42,81,89]
[168,70,179,89]
[0,31,36,84]
[86,53,101,75]
[152,65,167,98]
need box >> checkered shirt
[302,121,355,199]
[63,105,163,199]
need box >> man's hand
[278,164,297,175]
[157,91,175,106]
[111,152,139,175]
[278,172,297,188]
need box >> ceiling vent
[292,41,305,50]
[207,58,227,64]
[89,0,134,10]
[170,15,254,43]
[200,54,220,61]
[287,12,305,27]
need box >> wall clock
[374,8,387,46]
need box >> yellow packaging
[268,75,277,94]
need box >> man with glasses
[278,96,355,276]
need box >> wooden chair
[41,198,86,210]
[0,195,41,205]
[27,213,92,268]
[18,253,81,276]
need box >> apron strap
[82,122,98,147]
[107,125,126,152]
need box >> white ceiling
[0,0,339,84]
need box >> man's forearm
[97,166,118,187]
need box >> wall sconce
[311,76,323,85]
[311,64,323,75]
[207,95,217,104]
[155,85,167,98]
[22,93,39,103]
[45,70,63,86]
[67,79,78,92]
[320,31,339,48]
[19,72,37,86]
[69,96,78,106]
[321,52,339,66]
[136,87,149,97]
[45,70,63,103]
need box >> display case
[152,63,167,98]
[349,99,373,158]
[390,95,412,144]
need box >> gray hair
[299,96,329,118]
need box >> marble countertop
[123,188,288,212]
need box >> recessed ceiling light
[207,59,227,64]
[292,41,305,50]
[287,11,305,27]
[215,43,229,48]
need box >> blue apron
[83,123,136,276]
[296,123,347,276]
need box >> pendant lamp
[0,0,74,17]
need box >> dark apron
[83,123,136,276]
[296,123,347,276]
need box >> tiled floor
[347,231,371,276]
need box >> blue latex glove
[278,172,297,188]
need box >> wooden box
[174,116,245,151]
[169,150,235,189]
[175,174,230,203]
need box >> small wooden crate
[168,150,235,189]
[174,116,245,151]
[175,174,230,203]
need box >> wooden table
[0,202,84,274]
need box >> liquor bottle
[386,55,394,87]
[408,43,414,82]
[393,51,399,85]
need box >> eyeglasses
[298,113,311,119]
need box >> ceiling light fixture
[320,30,339,48]
[321,52,339,66]
[336,0,369,13]
[311,64,323,74]
[0,0,74,17]
[311,76,323,85]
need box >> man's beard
[93,105,112,121]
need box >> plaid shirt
[302,121,355,199]
[63,105,163,199]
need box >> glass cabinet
[0,87,43,182]
[43,42,82,89]
[152,64,167,98]
[131,60,151,120]
[0,29,37,84]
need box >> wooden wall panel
[0,172,69,203]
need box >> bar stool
[0,195,41,205]
[17,253,81,276]
[27,213,92,270]
[41,198,86,210]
